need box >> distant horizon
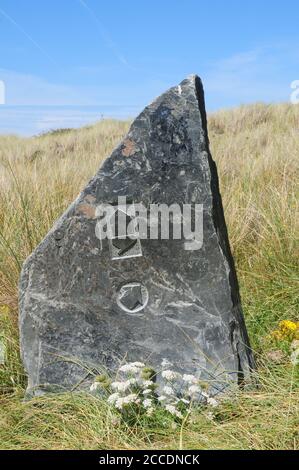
[0,104,139,136]
[0,99,291,137]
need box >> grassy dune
[0,104,298,449]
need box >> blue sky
[0,0,299,134]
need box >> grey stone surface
[19,75,255,395]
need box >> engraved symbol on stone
[112,237,137,256]
[116,282,149,313]
[108,207,142,260]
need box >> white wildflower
[107,392,120,405]
[114,393,140,410]
[143,388,153,395]
[90,382,100,392]
[128,377,138,385]
[114,398,125,410]
[118,364,135,373]
[183,374,198,384]
[125,393,140,404]
[118,363,144,374]
[165,404,183,419]
[130,362,145,368]
[165,404,177,414]
[142,379,154,387]
[143,398,153,409]
[111,380,131,392]
[161,370,179,381]
[163,385,175,395]
[188,385,201,395]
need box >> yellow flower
[279,320,298,333]
[270,320,299,343]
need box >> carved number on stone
[117,282,149,313]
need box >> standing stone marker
[19,75,255,395]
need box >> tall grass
[0,104,298,449]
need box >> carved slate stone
[19,75,255,395]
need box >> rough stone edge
[192,74,256,381]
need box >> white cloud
[203,44,297,109]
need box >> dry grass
[0,103,298,449]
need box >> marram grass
[0,104,298,449]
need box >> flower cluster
[89,359,219,420]
[155,361,219,419]
[95,362,157,416]
[271,320,299,342]
[269,320,299,367]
